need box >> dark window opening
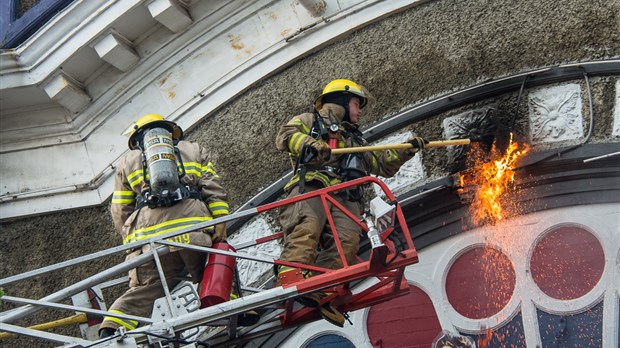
[1,0,74,49]
[18,0,43,18]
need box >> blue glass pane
[538,301,603,348]
[307,334,355,348]
[1,0,74,48]
[461,311,526,347]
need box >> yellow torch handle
[331,138,472,155]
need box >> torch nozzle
[469,134,495,143]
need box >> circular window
[305,333,355,348]
[530,225,604,300]
[446,246,516,319]
[367,285,442,347]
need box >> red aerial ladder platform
[0,176,419,348]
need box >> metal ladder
[0,176,419,347]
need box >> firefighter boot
[237,310,260,326]
[318,301,345,327]
[230,288,261,326]
[276,268,344,326]
[277,267,320,307]
[98,327,116,339]
[313,292,345,327]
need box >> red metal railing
[250,176,419,327]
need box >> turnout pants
[99,249,206,331]
[279,183,362,270]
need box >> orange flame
[478,328,493,348]
[461,133,529,225]
[455,133,529,346]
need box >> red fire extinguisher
[199,242,236,308]
[328,123,339,149]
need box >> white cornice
[0,0,140,82]
[0,0,425,220]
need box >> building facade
[1,0,619,347]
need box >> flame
[478,328,493,348]
[461,133,529,225]
[455,133,529,346]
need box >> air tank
[143,127,180,198]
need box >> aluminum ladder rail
[0,176,419,347]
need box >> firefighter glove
[310,141,331,164]
[406,137,429,154]
[189,231,213,247]
[212,223,227,243]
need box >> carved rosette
[442,107,497,172]
[613,79,620,137]
[528,84,584,143]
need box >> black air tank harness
[296,112,369,195]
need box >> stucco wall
[1,0,619,346]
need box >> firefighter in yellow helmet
[275,79,427,327]
[99,114,257,338]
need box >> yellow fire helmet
[122,113,183,150]
[314,79,368,111]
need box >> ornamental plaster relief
[528,84,584,144]
[228,216,281,286]
[442,107,497,171]
[613,79,620,137]
[371,132,425,197]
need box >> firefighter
[99,114,257,338]
[275,79,427,326]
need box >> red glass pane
[367,285,442,348]
[446,247,515,319]
[530,225,604,300]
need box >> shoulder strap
[310,112,329,141]
[294,113,329,193]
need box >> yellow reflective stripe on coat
[103,310,138,330]
[208,201,229,216]
[289,133,308,156]
[203,162,218,177]
[183,162,202,176]
[288,118,310,134]
[385,149,399,162]
[112,190,135,204]
[127,169,148,189]
[284,170,341,191]
[180,161,218,177]
[278,266,311,278]
[278,266,297,274]
[123,216,213,244]
[369,155,387,177]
